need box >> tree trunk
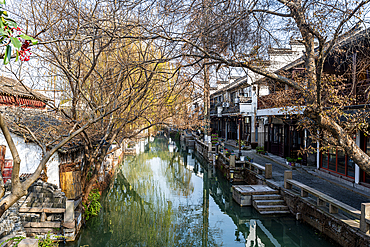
[305,107,370,174]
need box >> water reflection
[67,137,337,247]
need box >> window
[269,125,273,142]
[337,148,346,175]
[278,126,282,143]
[230,92,235,104]
[273,126,279,143]
[321,151,328,169]
[329,147,337,171]
[321,145,355,178]
[366,137,370,156]
[291,126,297,148]
[264,125,268,142]
[347,158,355,178]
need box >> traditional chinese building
[210,27,370,189]
[0,76,47,109]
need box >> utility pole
[202,0,211,143]
[238,116,242,157]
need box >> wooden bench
[285,179,361,219]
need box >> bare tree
[146,0,370,174]
[0,0,195,216]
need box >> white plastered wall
[0,132,60,187]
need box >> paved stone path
[224,144,370,210]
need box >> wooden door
[60,171,82,199]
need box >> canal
[67,138,338,247]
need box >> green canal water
[66,138,338,247]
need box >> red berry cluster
[19,40,31,61]
[4,26,21,32]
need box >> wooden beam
[23,222,61,228]
[19,207,65,213]
[24,228,58,234]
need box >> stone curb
[255,152,294,170]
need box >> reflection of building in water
[179,148,203,178]
[135,139,148,154]
[245,220,281,247]
[185,153,194,171]
[168,142,176,153]
[246,220,258,247]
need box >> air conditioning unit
[222,102,229,107]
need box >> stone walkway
[223,143,370,211]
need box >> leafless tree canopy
[0,0,198,215]
[144,0,370,175]
[1,0,370,216]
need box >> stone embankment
[186,133,370,247]
[0,179,69,246]
[0,199,26,240]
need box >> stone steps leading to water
[253,199,285,205]
[252,194,290,215]
[252,194,282,200]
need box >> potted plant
[256,146,265,154]
[291,158,297,166]
[241,140,248,150]
[286,157,291,166]
[286,158,297,166]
